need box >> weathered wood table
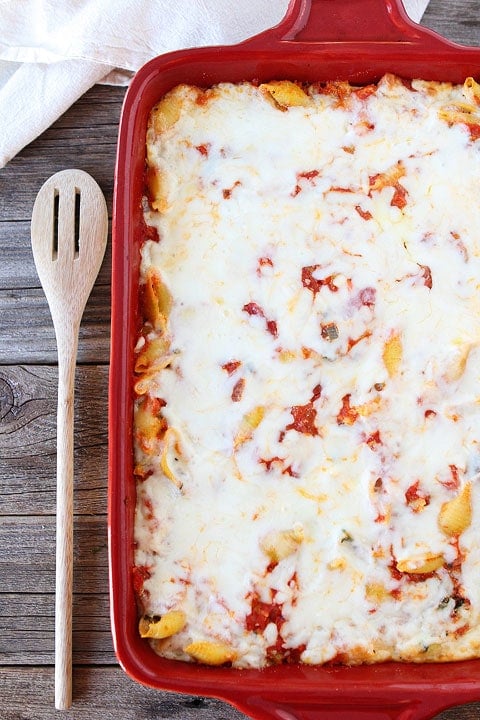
[1,1,479,718]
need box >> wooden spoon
[31,169,108,710]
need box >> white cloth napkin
[0,0,430,169]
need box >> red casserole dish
[109,1,480,718]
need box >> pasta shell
[150,90,183,133]
[356,396,381,417]
[260,527,304,563]
[135,336,171,374]
[396,553,444,574]
[139,610,186,639]
[260,81,311,108]
[143,270,172,331]
[438,483,472,536]
[443,342,477,382]
[438,105,478,126]
[369,162,405,193]
[134,361,174,396]
[134,397,167,455]
[160,428,184,489]
[146,166,169,213]
[184,641,237,666]
[327,557,347,571]
[234,406,265,448]
[464,76,480,104]
[365,583,389,603]
[382,333,402,377]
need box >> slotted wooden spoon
[31,169,108,710]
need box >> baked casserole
[132,73,480,667]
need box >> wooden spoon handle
[54,328,79,710]
[31,169,108,709]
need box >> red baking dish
[109,1,480,718]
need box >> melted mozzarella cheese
[134,75,480,667]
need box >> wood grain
[0,515,108,593]
[0,594,114,665]
[0,85,122,223]
[0,219,111,290]
[0,365,108,515]
[422,0,480,46]
[0,284,111,364]
[0,667,249,720]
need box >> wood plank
[422,0,480,46]
[0,593,115,665]
[0,152,115,224]
[0,666,249,720]
[0,365,108,515]
[0,219,112,290]
[0,665,480,720]
[0,85,125,223]
[0,284,110,364]
[0,515,108,593]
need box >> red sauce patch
[132,565,151,597]
[282,464,299,478]
[391,183,408,209]
[418,264,433,289]
[243,302,278,338]
[259,456,299,477]
[286,385,321,436]
[358,287,376,307]
[222,180,241,199]
[365,430,382,449]
[257,256,274,276]
[195,90,211,106]
[246,588,305,664]
[355,204,373,220]
[133,466,154,482]
[287,403,318,436]
[354,84,377,100]
[336,394,359,426]
[195,143,210,156]
[302,265,339,296]
[259,456,285,472]
[347,329,372,352]
[142,497,155,521]
[439,464,462,491]
[330,185,354,193]
[468,123,480,141]
[291,169,319,196]
[144,222,160,243]
[299,170,319,181]
[405,481,431,512]
[231,378,245,402]
[222,360,241,375]
[150,397,167,414]
[246,593,284,633]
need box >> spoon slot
[74,188,81,258]
[53,188,59,261]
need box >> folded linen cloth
[0,0,430,169]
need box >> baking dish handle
[242,0,446,47]
[234,695,451,720]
